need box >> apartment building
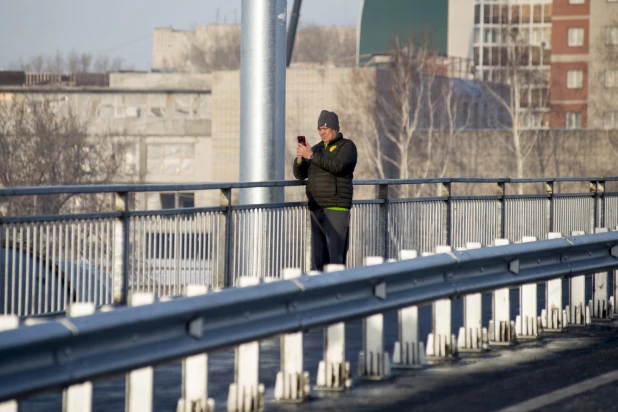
[0,72,213,210]
[549,0,618,129]
[473,0,553,128]
[474,0,618,129]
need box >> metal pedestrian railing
[1,177,617,317]
[0,230,618,411]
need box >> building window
[160,193,195,209]
[567,70,584,88]
[568,28,585,47]
[604,112,618,129]
[605,70,618,87]
[484,28,499,44]
[606,27,618,45]
[566,112,581,129]
[147,143,195,175]
[569,0,584,4]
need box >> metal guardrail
[2,177,618,317]
[0,231,617,403]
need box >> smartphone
[297,136,306,146]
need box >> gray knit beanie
[317,110,339,130]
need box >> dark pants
[310,208,351,271]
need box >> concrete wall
[447,0,475,59]
[110,73,212,90]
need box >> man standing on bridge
[294,110,358,271]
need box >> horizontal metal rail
[1,176,618,197]
[0,231,617,402]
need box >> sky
[0,0,362,72]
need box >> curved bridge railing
[1,177,618,317]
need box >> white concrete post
[358,257,391,380]
[178,286,215,412]
[228,277,265,411]
[392,250,426,368]
[0,316,19,412]
[515,236,541,339]
[63,303,96,412]
[457,242,489,352]
[568,231,590,326]
[315,264,351,391]
[426,247,457,359]
[126,293,155,412]
[489,239,516,345]
[274,268,310,402]
[592,228,612,320]
[542,233,568,331]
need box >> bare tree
[0,96,130,216]
[182,26,241,73]
[180,24,356,73]
[341,36,473,197]
[292,25,357,67]
[479,27,550,193]
[10,52,131,73]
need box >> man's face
[318,126,338,144]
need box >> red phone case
[297,136,306,146]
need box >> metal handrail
[1,176,618,197]
[1,231,617,402]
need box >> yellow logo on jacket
[329,145,337,152]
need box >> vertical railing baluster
[546,181,555,234]
[44,224,50,313]
[218,188,232,288]
[377,184,389,260]
[593,181,605,229]
[16,226,23,316]
[497,182,506,239]
[442,182,452,247]
[173,213,180,296]
[1,224,7,315]
[25,224,33,316]
[113,192,129,305]
[87,222,93,305]
[304,208,312,273]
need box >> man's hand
[296,143,313,160]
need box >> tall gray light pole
[239,0,287,205]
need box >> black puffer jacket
[293,133,358,210]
